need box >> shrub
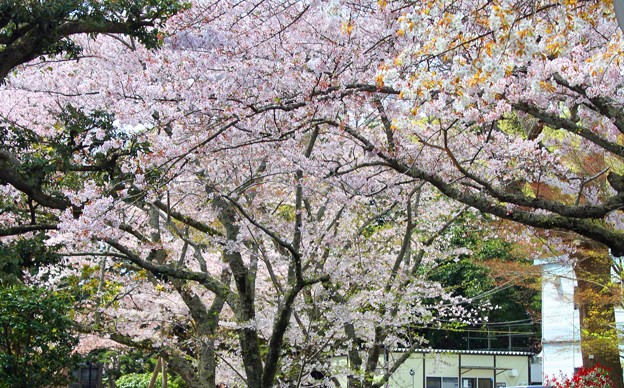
[546,365,614,388]
[116,372,187,388]
[0,285,80,388]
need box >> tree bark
[214,199,264,387]
[573,244,623,388]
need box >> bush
[116,372,187,388]
[0,285,80,388]
[546,365,614,388]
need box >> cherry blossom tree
[0,7,440,387]
[2,3,479,386]
[15,109,472,387]
[354,0,624,385]
[1,0,600,386]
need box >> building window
[426,376,459,388]
[462,377,493,388]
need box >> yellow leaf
[375,74,385,88]
[341,21,354,36]
[540,81,557,92]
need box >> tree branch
[0,150,71,210]
[330,121,624,256]
[513,101,624,158]
[0,224,58,236]
[153,200,222,237]
[104,239,233,300]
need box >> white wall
[539,259,582,379]
[537,257,624,381]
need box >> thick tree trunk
[195,344,217,388]
[573,245,623,388]
[216,200,264,387]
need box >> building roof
[394,348,535,356]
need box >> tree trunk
[573,244,623,388]
[196,344,217,388]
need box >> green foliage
[0,0,187,60]
[86,347,160,383]
[63,261,124,308]
[87,349,187,387]
[1,104,153,208]
[420,214,541,349]
[53,105,153,187]
[361,214,393,238]
[116,372,187,388]
[429,257,492,298]
[276,204,296,222]
[0,233,60,284]
[0,285,80,388]
[0,105,157,287]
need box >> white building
[331,349,540,387]
[536,257,624,381]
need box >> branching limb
[104,238,233,301]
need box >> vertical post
[527,355,531,385]
[86,361,92,388]
[423,354,426,388]
[458,353,462,388]
[493,355,497,388]
[162,358,168,388]
[148,358,162,388]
